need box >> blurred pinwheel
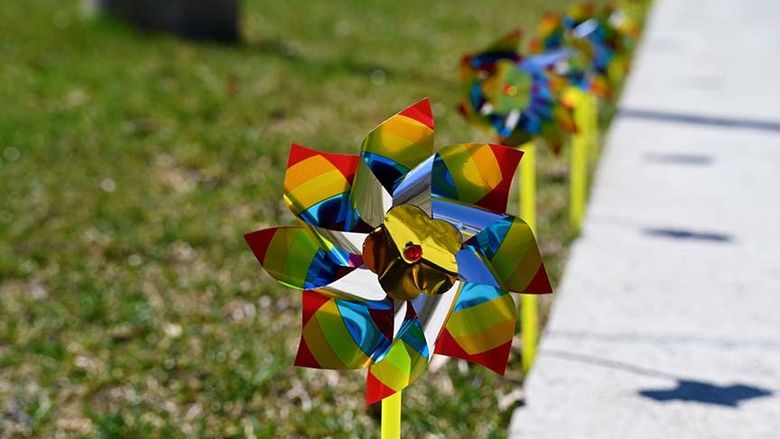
[530,2,637,100]
[606,2,643,42]
[530,12,593,93]
[245,99,552,404]
[606,0,646,56]
[459,30,576,153]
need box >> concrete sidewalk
[509,0,780,438]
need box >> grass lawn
[0,0,597,437]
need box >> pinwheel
[605,1,647,63]
[530,3,635,100]
[606,2,644,43]
[570,3,636,97]
[244,98,552,404]
[529,12,594,94]
[459,30,576,154]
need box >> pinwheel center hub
[503,84,518,96]
[403,243,423,263]
[362,205,461,302]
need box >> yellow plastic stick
[520,142,537,233]
[570,91,589,231]
[381,391,402,439]
[519,142,538,373]
[586,93,600,165]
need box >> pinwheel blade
[366,303,429,404]
[432,143,522,214]
[391,155,434,214]
[431,198,506,241]
[531,12,566,53]
[295,290,393,370]
[354,98,434,196]
[361,98,434,190]
[485,29,522,55]
[283,144,368,232]
[462,29,521,74]
[244,226,357,290]
[408,280,460,355]
[435,282,516,374]
[465,215,552,294]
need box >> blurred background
[0,0,593,437]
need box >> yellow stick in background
[569,90,589,231]
[586,93,600,166]
[519,142,537,235]
[381,391,402,439]
[519,142,538,373]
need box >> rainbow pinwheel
[459,30,576,153]
[606,2,644,42]
[245,99,552,404]
[530,3,636,100]
[530,12,593,93]
[605,1,646,59]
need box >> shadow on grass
[242,37,397,78]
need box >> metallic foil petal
[366,303,430,404]
[349,99,435,227]
[244,226,357,290]
[455,247,501,287]
[431,198,507,241]
[392,155,433,215]
[431,143,523,214]
[350,159,394,228]
[295,290,393,370]
[358,98,434,191]
[409,281,461,355]
[465,214,552,294]
[311,227,368,256]
[319,268,388,302]
[283,144,367,232]
[434,282,516,374]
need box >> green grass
[0,0,595,437]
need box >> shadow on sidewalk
[639,380,773,407]
[544,349,775,408]
[641,227,733,243]
[619,108,780,133]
